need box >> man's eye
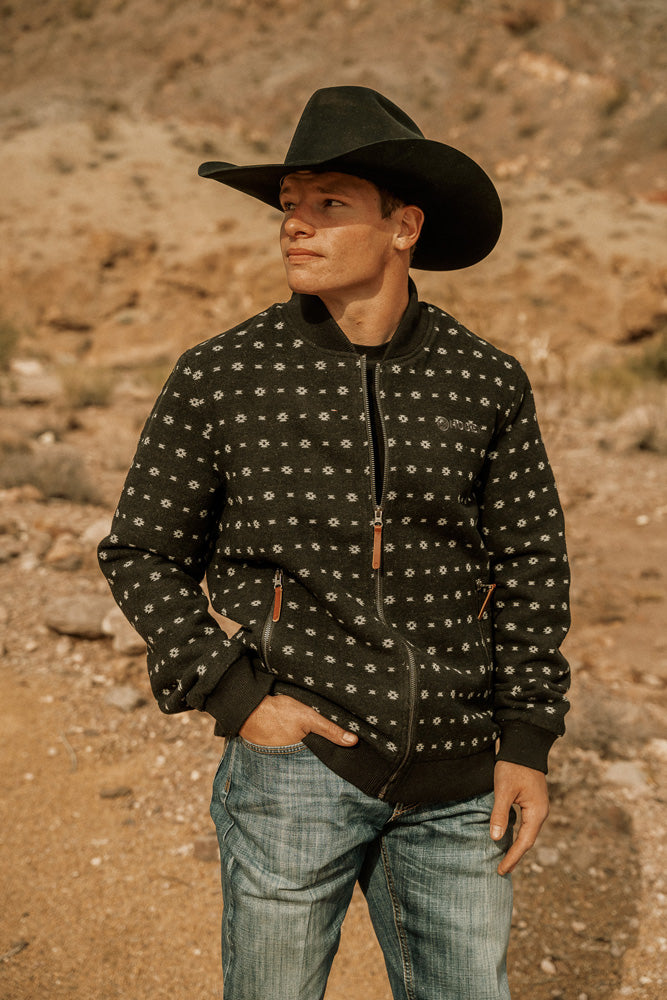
[281,202,294,212]
[324,199,344,207]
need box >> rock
[45,593,115,639]
[644,738,667,764]
[607,404,667,454]
[99,786,133,799]
[540,957,557,975]
[536,846,561,867]
[604,760,650,791]
[0,536,23,563]
[104,685,146,712]
[80,518,113,550]
[102,607,146,655]
[193,834,219,863]
[8,358,61,404]
[43,534,85,571]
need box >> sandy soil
[1,2,666,998]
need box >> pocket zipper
[477,582,496,620]
[260,569,283,665]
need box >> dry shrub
[0,442,100,504]
[0,319,20,371]
[59,365,115,408]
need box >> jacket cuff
[204,654,275,735]
[496,720,558,774]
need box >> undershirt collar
[283,278,426,360]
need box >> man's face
[279,171,403,304]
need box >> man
[99,86,570,1000]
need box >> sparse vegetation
[0,442,100,503]
[59,364,116,408]
[0,319,20,371]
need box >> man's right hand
[239,693,358,748]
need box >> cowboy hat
[198,86,502,271]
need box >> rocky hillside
[1,3,666,999]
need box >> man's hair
[375,184,419,262]
[377,186,406,219]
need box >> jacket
[98,284,570,804]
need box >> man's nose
[283,210,315,238]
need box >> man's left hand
[490,760,549,875]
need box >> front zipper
[260,568,283,665]
[475,580,495,664]
[360,356,419,800]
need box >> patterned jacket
[98,286,570,804]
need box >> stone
[80,518,113,550]
[193,834,219,863]
[8,358,61,404]
[99,786,133,799]
[43,534,85,571]
[604,760,650,791]
[104,685,146,712]
[45,593,115,639]
[536,846,561,867]
[102,607,146,655]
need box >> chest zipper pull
[272,569,283,622]
[477,583,496,620]
[372,507,383,570]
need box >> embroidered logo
[436,415,479,434]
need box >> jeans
[210,738,514,1000]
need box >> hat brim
[198,138,501,271]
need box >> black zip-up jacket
[98,284,570,804]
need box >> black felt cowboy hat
[198,86,502,271]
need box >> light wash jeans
[210,737,514,1000]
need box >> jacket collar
[283,278,428,360]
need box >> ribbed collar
[283,278,429,361]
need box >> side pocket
[210,737,237,842]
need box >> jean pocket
[240,736,307,755]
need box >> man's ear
[395,205,424,252]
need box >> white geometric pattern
[99,298,570,765]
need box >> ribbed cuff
[204,654,275,735]
[496,720,557,773]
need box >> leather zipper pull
[477,583,496,620]
[272,570,283,622]
[372,508,383,570]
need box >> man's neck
[319,278,411,347]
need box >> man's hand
[239,693,359,748]
[490,760,549,875]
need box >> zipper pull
[372,507,383,570]
[477,583,496,620]
[272,569,283,622]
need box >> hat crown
[284,86,424,166]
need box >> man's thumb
[490,801,510,841]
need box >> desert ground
[1,2,666,998]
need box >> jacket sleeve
[97,351,274,733]
[477,365,571,772]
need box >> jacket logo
[436,415,479,434]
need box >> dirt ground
[1,2,666,998]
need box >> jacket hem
[303,732,496,805]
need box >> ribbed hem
[496,720,557,773]
[303,732,496,805]
[205,655,275,736]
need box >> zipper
[260,568,283,664]
[360,357,419,801]
[477,582,496,620]
[475,580,495,664]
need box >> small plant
[629,330,667,380]
[0,443,100,504]
[59,364,115,408]
[0,319,20,371]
